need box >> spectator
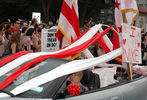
[34,24,39,34]
[22,21,28,28]
[141,34,147,65]
[8,32,21,54]
[97,46,106,56]
[30,18,38,29]
[20,21,28,33]
[5,24,11,31]
[23,28,35,52]
[20,27,27,50]
[9,19,20,33]
[4,30,12,55]
[35,28,41,52]
[0,24,5,57]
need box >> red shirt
[9,27,20,33]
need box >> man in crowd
[9,19,20,33]
[30,18,38,29]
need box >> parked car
[0,58,147,100]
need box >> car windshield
[0,58,69,97]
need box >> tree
[0,0,106,25]
[41,0,53,23]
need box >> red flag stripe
[0,51,30,67]
[61,0,80,37]
[97,37,111,53]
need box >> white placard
[32,12,41,24]
[41,27,59,52]
[122,23,142,64]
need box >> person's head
[31,18,38,26]
[13,19,20,29]
[5,30,12,40]
[22,27,27,34]
[48,21,53,27]
[38,24,43,29]
[69,72,83,83]
[6,24,11,30]
[26,28,35,36]
[21,21,28,28]
[0,24,5,35]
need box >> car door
[56,85,123,100]
[119,77,147,100]
[0,97,52,100]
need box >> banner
[41,28,59,52]
[122,23,142,64]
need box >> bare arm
[11,43,17,54]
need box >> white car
[0,57,146,100]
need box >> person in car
[56,70,100,98]
[67,71,88,91]
[56,71,87,98]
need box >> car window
[54,67,143,99]
[0,58,69,98]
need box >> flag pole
[122,13,133,80]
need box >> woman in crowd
[4,30,12,55]
[23,28,34,52]
[32,25,39,52]
[0,24,5,57]
[8,32,21,54]
[35,28,41,52]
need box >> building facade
[136,0,147,33]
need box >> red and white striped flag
[114,0,139,63]
[56,0,80,48]
[115,0,139,32]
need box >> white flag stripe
[64,0,72,9]
[72,0,79,18]
[115,0,139,28]
[58,13,78,40]
[120,0,138,10]
[62,37,70,48]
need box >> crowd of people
[0,18,50,58]
[0,18,146,65]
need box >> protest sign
[41,27,59,52]
[122,23,142,64]
[32,12,41,24]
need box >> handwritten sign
[122,23,142,64]
[32,12,41,24]
[41,27,59,52]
